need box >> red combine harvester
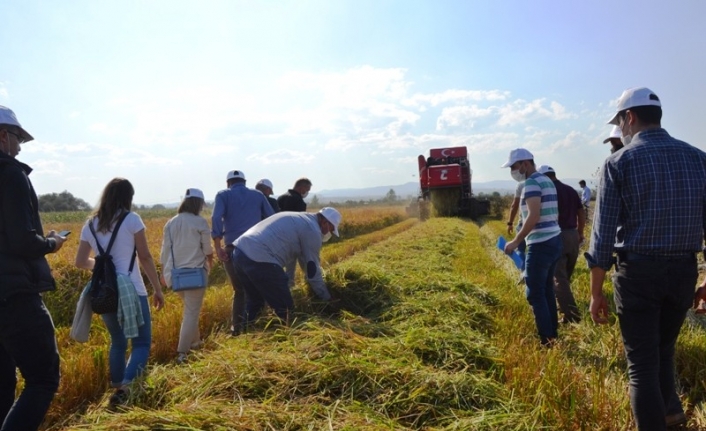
[408,146,490,219]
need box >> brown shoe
[666,412,687,427]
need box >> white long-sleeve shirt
[160,213,213,287]
[234,212,330,300]
[580,186,591,206]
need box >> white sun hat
[0,105,33,142]
[501,148,534,168]
[607,87,661,125]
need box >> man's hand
[47,230,67,253]
[507,223,514,236]
[504,240,518,255]
[590,293,609,324]
[216,247,230,262]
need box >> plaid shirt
[587,128,706,270]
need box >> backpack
[87,211,136,314]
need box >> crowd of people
[503,87,706,430]
[2,85,706,430]
[0,104,342,429]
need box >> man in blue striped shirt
[502,148,562,346]
[587,87,706,429]
[212,170,274,335]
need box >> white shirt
[80,212,148,296]
[160,213,213,287]
[581,186,591,206]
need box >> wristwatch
[506,221,513,226]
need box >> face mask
[511,169,526,183]
[322,232,332,243]
[302,191,309,199]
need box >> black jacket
[0,153,56,300]
[267,196,280,213]
[277,189,307,212]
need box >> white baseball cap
[603,125,622,143]
[319,207,341,237]
[537,165,555,174]
[501,148,534,168]
[226,170,246,181]
[185,188,204,200]
[0,105,33,142]
[256,179,273,190]
[607,87,661,125]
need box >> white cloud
[436,105,494,131]
[246,148,314,164]
[496,99,574,126]
[407,89,509,107]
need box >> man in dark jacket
[255,178,280,213]
[0,106,67,430]
[277,177,311,212]
[537,165,585,323]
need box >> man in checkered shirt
[586,87,706,430]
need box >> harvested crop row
[54,218,533,430]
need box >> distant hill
[311,178,585,203]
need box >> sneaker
[176,353,188,365]
[108,387,129,406]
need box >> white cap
[607,87,661,125]
[184,188,204,200]
[0,105,33,142]
[537,165,555,174]
[603,125,622,143]
[256,179,273,190]
[319,207,341,237]
[501,148,534,168]
[226,170,246,181]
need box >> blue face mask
[322,232,332,243]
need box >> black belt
[618,251,694,262]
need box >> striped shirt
[587,128,706,270]
[521,172,560,245]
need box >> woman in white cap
[160,188,213,364]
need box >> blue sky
[1,1,705,205]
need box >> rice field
[24,207,706,430]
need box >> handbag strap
[168,224,180,269]
[88,211,137,274]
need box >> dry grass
[32,210,706,430]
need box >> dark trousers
[232,248,293,324]
[613,256,696,431]
[553,229,580,323]
[0,294,60,431]
[224,245,246,333]
[524,235,562,345]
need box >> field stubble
[33,208,706,429]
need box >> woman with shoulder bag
[74,178,165,407]
[159,188,213,364]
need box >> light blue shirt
[234,212,330,300]
[211,183,274,244]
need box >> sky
[1,1,705,206]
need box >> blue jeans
[524,234,562,345]
[613,256,696,431]
[0,294,60,431]
[101,295,151,386]
[232,248,293,324]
